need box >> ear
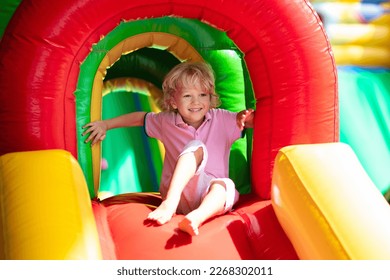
[170,98,178,110]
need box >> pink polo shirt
[144,108,242,192]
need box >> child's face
[170,86,211,129]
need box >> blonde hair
[161,62,221,111]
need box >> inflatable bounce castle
[1,0,390,260]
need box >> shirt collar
[175,110,212,128]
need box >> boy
[83,62,254,235]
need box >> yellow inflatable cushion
[272,143,390,259]
[0,150,102,259]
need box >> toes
[147,210,173,225]
[179,217,199,236]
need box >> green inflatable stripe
[339,67,390,194]
[101,90,162,195]
[0,0,22,38]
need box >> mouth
[188,108,202,112]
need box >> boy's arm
[82,111,147,145]
[236,109,255,131]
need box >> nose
[191,95,200,104]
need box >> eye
[200,93,208,97]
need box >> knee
[208,181,227,197]
[179,140,208,171]
[209,178,239,212]
[193,146,204,166]
[180,140,206,163]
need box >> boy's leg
[178,182,226,236]
[147,146,204,225]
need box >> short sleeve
[218,109,242,143]
[144,112,163,140]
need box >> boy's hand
[236,109,255,131]
[82,120,108,145]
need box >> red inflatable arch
[0,0,338,259]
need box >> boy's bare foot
[147,201,176,225]
[178,216,200,236]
